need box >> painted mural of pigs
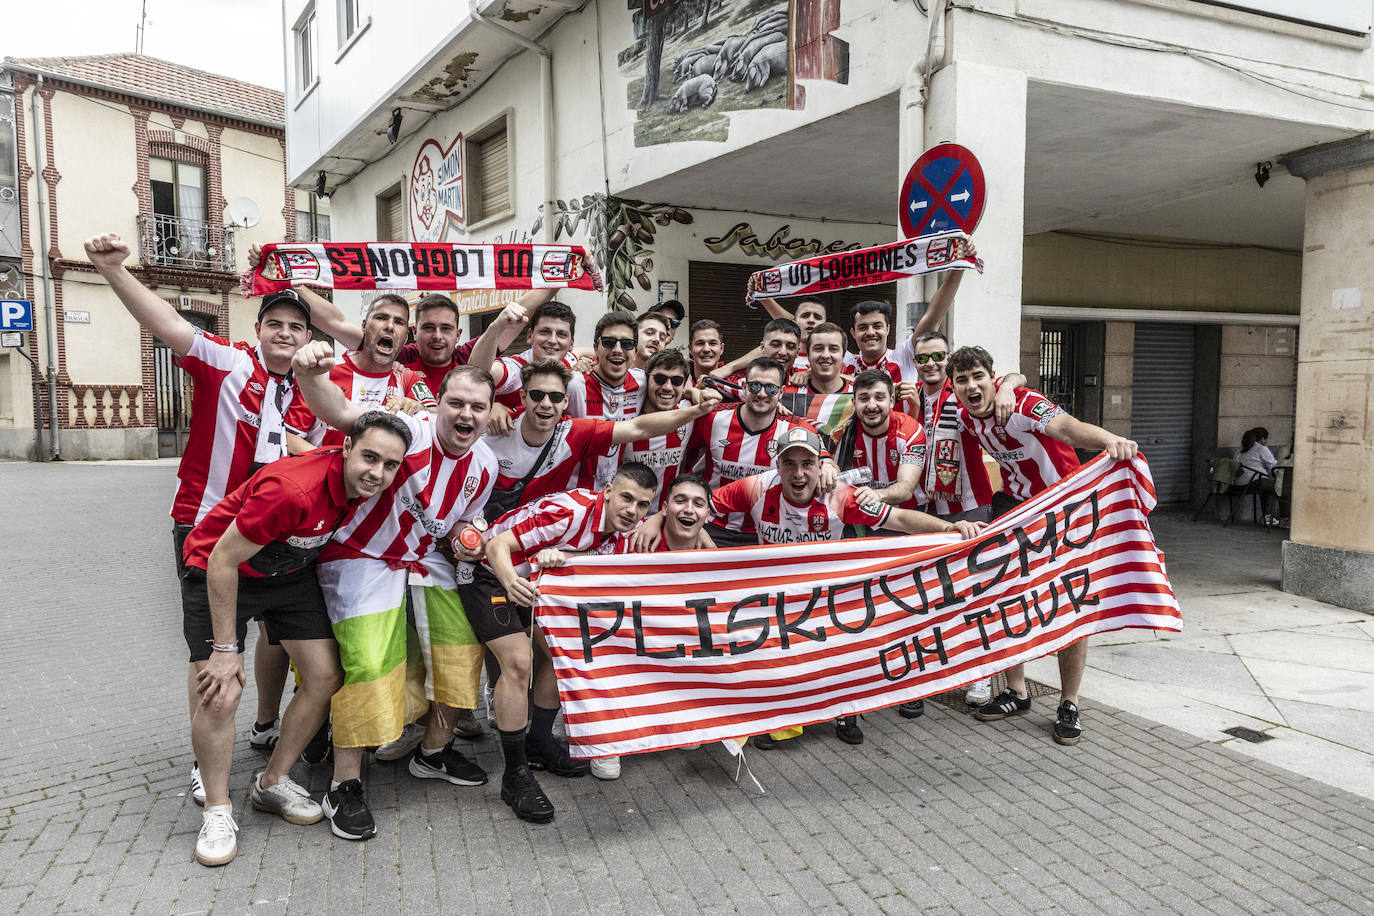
[744,42,788,92]
[668,74,717,113]
[731,33,785,82]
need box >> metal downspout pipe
[31,74,59,460]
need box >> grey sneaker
[249,772,323,825]
[375,722,425,761]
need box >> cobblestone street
[1,461,1371,914]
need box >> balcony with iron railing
[136,213,237,274]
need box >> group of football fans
[86,230,1135,868]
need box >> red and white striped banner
[243,242,597,297]
[535,454,1179,758]
[744,231,983,302]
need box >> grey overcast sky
[3,0,285,90]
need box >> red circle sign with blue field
[900,143,987,238]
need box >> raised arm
[713,345,763,380]
[291,340,365,432]
[249,244,362,349]
[760,297,793,321]
[1045,413,1138,461]
[85,234,196,356]
[469,301,530,373]
[910,240,977,338]
[611,389,722,445]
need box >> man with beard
[755,297,828,371]
[779,321,853,439]
[85,232,358,802]
[948,346,1136,748]
[565,311,645,488]
[711,427,981,747]
[680,357,835,547]
[182,411,410,865]
[292,342,500,840]
[464,364,720,823]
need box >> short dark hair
[795,300,827,318]
[850,300,892,325]
[946,346,994,378]
[612,461,658,493]
[438,364,496,403]
[351,410,412,451]
[666,472,712,504]
[415,294,459,324]
[364,293,410,321]
[762,317,801,340]
[689,318,721,341]
[745,356,785,383]
[594,310,637,341]
[529,300,576,335]
[1241,427,1271,451]
[644,348,688,375]
[914,330,949,348]
[852,368,894,395]
[520,357,572,390]
[808,321,846,350]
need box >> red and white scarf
[746,231,982,302]
[243,242,597,297]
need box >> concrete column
[918,60,1027,372]
[1278,140,1374,613]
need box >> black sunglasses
[526,389,567,404]
[598,336,637,351]
[746,380,781,396]
[651,373,687,387]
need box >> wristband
[208,641,239,654]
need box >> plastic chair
[1195,457,1241,524]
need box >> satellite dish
[226,197,261,229]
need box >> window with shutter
[376,187,404,241]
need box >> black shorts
[456,565,532,644]
[173,522,194,577]
[181,565,334,662]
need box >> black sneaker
[408,745,489,786]
[300,719,332,766]
[501,765,555,824]
[974,689,1032,721]
[835,716,864,745]
[752,734,778,750]
[322,779,376,841]
[525,737,590,778]
[1053,701,1082,746]
[898,700,925,719]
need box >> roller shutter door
[1130,323,1195,502]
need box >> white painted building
[284,0,1374,610]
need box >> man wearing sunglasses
[680,356,836,547]
[622,349,697,508]
[565,311,646,488]
[461,362,720,823]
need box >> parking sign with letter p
[1,300,33,332]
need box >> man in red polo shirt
[947,345,1137,747]
[182,411,410,867]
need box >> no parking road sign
[900,144,986,239]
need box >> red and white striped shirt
[482,418,616,518]
[681,408,826,534]
[959,388,1079,501]
[844,336,919,415]
[711,471,890,544]
[621,418,692,509]
[917,379,993,516]
[487,488,613,577]
[399,339,477,396]
[319,353,436,447]
[493,348,579,410]
[566,369,644,488]
[839,411,927,508]
[170,331,317,526]
[323,412,497,565]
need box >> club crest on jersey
[889,448,899,464]
[935,438,959,488]
[260,247,322,282]
[1030,400,1055,420]
[463,476,479,498]
[766,439,780,458]
[810,514,826,532]
[605,392,621,412]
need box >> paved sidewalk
[1,461,1371,914]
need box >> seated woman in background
[1236,426,1280,522]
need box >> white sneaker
[195,804,238,867]
[190,763,206,806]
[965,679,992,707]
[590,755,621,781]
[249,771,324,825]
[374,722,425,761]
[248,719,280,749]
